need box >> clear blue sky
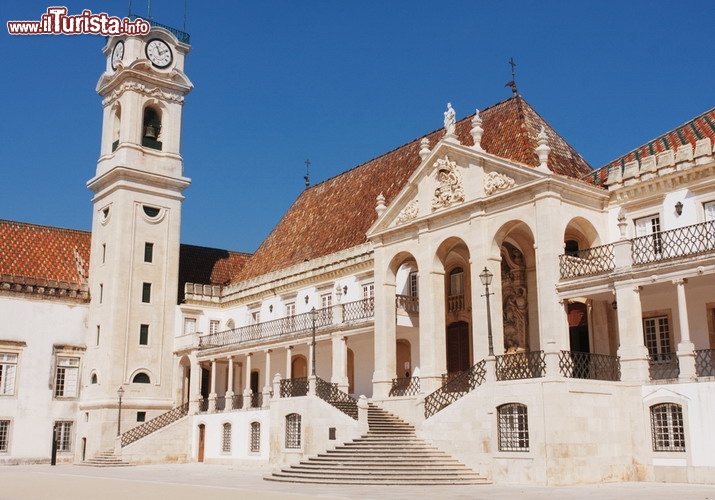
[1,1,714,253]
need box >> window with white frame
[55,357,79,398]
[449,267,464,296]
[704,201,715,222]
[0,420,9,452]
[635,215,663,255]
[209,320,220,335]
[183,317,197,335]
[55,421,73,452]
[250,421,261,452]
[285,413,301,449]
[409,271,419,297]
[321,293,332,309]
[362,283,374,299]
[497,403,529,452]
[650,403,685,452]
[286,303,296,317]
[643,315,672,362]
[0,353,18,396]
[222,422,232,453]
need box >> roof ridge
[0,218,91,236]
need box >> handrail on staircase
[120,402,189,447]
[423,360,486,419]
[315,377,358,420]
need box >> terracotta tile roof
[178,244,251,301]
[583,107,715,186]
[0,219,91,285]
[234,96,593,282]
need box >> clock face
[111,41,124,70]
[145,39,172,68]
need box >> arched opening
[142,105,162,150]
[90,372,98,384]
[291,355,307,378]
[446,321,471,374]
[132,372,151,384]
[501,242,529,351]
[111,104,121,152]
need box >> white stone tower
[80,26,192,457]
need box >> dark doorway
[197,424,205,462]
[568,302,590,353]
[200,368,210,399]
[446,321,471,373]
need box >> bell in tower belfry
[142,107,162,150]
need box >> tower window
[142,283,151,303]
[132,372,151,384]
[144,242,154,263]
[139,324,149,345]
[142,107,162,150]
[143,206,161,218]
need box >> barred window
[222,423,231,453]
[497,403,529,452]
[285,413,301,449]
[651,403,685,452]
[0,420,9,452]
[55,421,73,452]
[250,421,261,452]
[0,353,18,396]
[55,357,79,398]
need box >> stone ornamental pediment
[396,199,419,225]
[431,156,464,211]
[484,171,516,195]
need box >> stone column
[308,340,315,377]
[225,355,234,410]
[372,279,397,398]
[189,357,201,414]
[331,334,348,392]
[243,353,252,409]
[674,279,696,379]
[263,349,273,407]
[418,269,447,394]
[208,359,217,413]
[285,346,293,379]
[615,283,649,382]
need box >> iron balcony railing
[424,360,486,419]
[495,351,546,381]
[633,220,715,265]
[559,244,615,279]
[250,392,263,408]
[215,396,226,411]
[396,294,419,313]
[648,353,680,380]
[695,349,715,377]
[232,394,244,410]
[280,376,309,398]
[128,14,190,44]
[198,397,209,413]
[120,402,189,447]
[389,376,420,397]
[315,377,358,420]
[558,351,620,381]
[342,297,375,322]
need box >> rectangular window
[142,283,151,303]
[285,414,301,449]
[286,303,295,317]
[209,320,220,335]
[704,201,715,222]
[362,284,375,299]
[251,311,260,324]
[321,293,332,309]
[55,357,79,398]
[635,215,662,256]
[144,242,154,263]
[96,325,100,346]
[643,315,672,361]
[139,324,149,345]
[250,421,261,452]
[222,423,232,453]
[183,318,196,335]
[409,271,419,297]
[101,243,106,264]
[651,403,685,452]
[54,421,73,452]
[137,411,146,423]
[99,283,103,304]
[0,353,18,396]
[0,420,9,452]
[498,403,529,452]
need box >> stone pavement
[1,463,714,500]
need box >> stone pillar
[264,349,272,391]
[372,278,397,398]
[225,355,234,410]
[331,335,349,392]
[615,283,649,382]
[285,346,293,379]
[208,358,217,413]
[418,270,446,394]
[308,340,315,378]
[674,279,696,379]
[189,357,201,414]
[243,353,252,409]
[272,373,282,400]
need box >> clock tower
[80,26,192,457]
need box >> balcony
[559,220,715,280]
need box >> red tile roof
[178,244,251,300]
[0,219,91,285]
[234,96,593,282]
[583,107,715,186]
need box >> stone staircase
[266,403,488,485]
[78,450,133,467]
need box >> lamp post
[479,267,495,357]
[116,386,124,437]
[310,306,318,376]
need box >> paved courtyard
[1,463,714,500]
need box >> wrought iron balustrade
[559,244,615,279]
[424,360,486,419]
[495,351,546,381]
[633,220,715,265]
[558,351,620,381]
[232,394,244,410]
[342,298,375,322]
[280,377,309,397]
[250,392,263,408]
[198,397,208,413]
[648,353,680,380]
[695,349,715,377]
[215,396,226,411]
[128,14,190,44]
[396,294,419,313]
[121,403,189,447]
[447,294,465,312]
[315,377,358,419]
[389,376,420,397]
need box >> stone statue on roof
[444,103,456,135]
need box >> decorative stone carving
[419,138,431,160]
[431,156,464,211]
[470,110,483,151]
[501,243,528,351]
[375,193,387,217]
[443,103,456,137]
[535,126,550,171]
[484,171,515,195]
[102,81,185,106]
[396,199,419,224]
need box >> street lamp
[310,306,318,376]
[479,267,495,357]
[116,386,124,437]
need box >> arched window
[497,403,529,452]
[142,106,162,150]
[564,239,580,256]
[650,403,685,452]
[222,422,232,453]
[132,372,151,384]
[285,413,301,449]
[250,421,261,453]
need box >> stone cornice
[0,274,90,303]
